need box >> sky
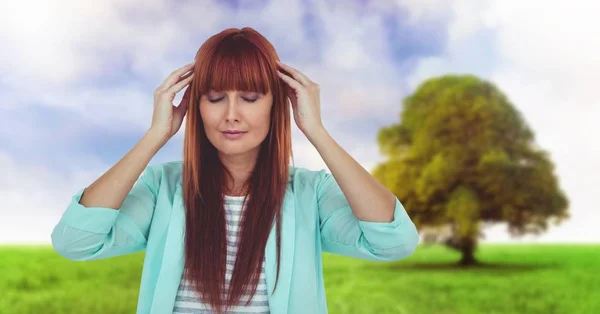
[1,0,598,244]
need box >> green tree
[373,75,569,265]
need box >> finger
[166,70,193,93]
[176,69,194,84]
[167,72,194,95]
[277,70,304,92]
[158,62,195,91]
[179,85,191,103]
[276,60,312,86]
[175,88,190,115]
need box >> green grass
[1,244,598,314]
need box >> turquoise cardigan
[51,161,419,314]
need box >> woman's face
[200,89,273,158]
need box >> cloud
[0,151,108,243]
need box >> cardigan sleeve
[316,169,419,262]
[51,165,159,261]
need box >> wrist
[145,128,169,146]
[303,125,328,143]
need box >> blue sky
[1,0,598,244]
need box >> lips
[222,131,247,139]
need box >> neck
[219,150,259,196]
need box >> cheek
[250,108,272,132]
[199,106,218,128]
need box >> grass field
[0,244,598,314]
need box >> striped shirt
[172,195,270,314]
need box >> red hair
[181,27,293,313]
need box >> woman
[51,27,419,314]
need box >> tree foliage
[373,75,569,264]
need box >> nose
[225,94,241,123]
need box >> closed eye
[208,97,224,103]
[207,97,257,103]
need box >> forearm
[78,129,165,210]
[306,127,396,222]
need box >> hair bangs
[197,35,273,95]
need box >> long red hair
[181,27,293,313]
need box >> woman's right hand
[148,61,196,144]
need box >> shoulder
[156,160,185,179]
[290,166,326,183]
[142,160,184,190]
[289,166,332,194]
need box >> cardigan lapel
[264,183,296,314]
[150,182,186,314]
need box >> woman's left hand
[276,60,324,137]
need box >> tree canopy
[373,75,569,264]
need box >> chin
[215,140,250,154]
[218,146,246,156]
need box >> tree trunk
[459,244,477,266]
[459,237,478,265]
[445,236,478,266]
